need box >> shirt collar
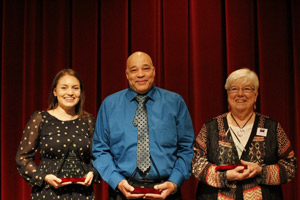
[126,85,156,102]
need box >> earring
[254,103,256,110]
[228,105,231,111]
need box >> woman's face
[53,75,81,111]
[227,79,258,114]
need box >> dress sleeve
[15,111,45,186]
[86,114,101,184]
[192,124,233,189]
[259,123,297,185]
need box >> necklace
[229,126,246,154]
[230,112,254,136]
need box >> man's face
[126,52,155,94]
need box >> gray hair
[225,68,259,91]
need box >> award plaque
[216,164,247,172]
[131,187,161,194]
[61,177,86,183]
[128,176,162,194]
[58,150,87,182]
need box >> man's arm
[92,101,125,189]
[168,97,195,187]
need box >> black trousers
[108,186,181,200]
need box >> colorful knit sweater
[192,113,297,200]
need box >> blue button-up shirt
[92,86,195,189]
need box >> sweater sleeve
[258,123,297,185]
[192,124,234,189]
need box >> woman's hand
[76,171,94,186]
[44,174,71,189]
[241,160,262,178]
[226,165,250,181]
[226,160,262,181]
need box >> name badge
[256,128,268,137]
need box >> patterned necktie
[133,95,150,173]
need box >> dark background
[1,0,299,199]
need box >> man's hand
[144,181,177,200]
[44,174,72,189]
[117,180,145,199]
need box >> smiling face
[227,78,258,114]
[53,75,81,111]
[126,52,155,94]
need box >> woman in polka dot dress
[16,69,100,200]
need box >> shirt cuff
[170,182,178,194]
[168,169,185,187]
[108,172,126,190]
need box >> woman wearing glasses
[192,68,296,200]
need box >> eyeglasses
[228,86,255,94]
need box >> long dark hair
[48,69,86,119]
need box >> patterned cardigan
[192,113,297,200]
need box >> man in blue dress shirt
[92,51,195,199]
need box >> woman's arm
[192,124,232,188]
[86,114,101,184]
[258,123,297,185]
[15,111,45,186]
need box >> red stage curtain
[1,0,299,199]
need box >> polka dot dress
[16,111,98,200]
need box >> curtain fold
[1,0,299,199]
